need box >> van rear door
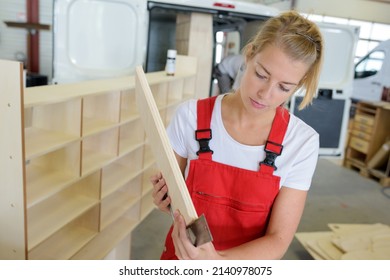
[352,39,390,102]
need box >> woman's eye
[256,72,266,79]
[280,85,290,93]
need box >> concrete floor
[130,158,390,260]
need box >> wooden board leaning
[135,66,212,246]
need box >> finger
[152,178,167,200]
[150,172,162,185]
[176,213,197,259]
[158,195,171,214]
[152,184,168,204]
[172,210,190,260]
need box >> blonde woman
[152,10,324,260]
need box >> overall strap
[260,106,290,174]
[196,96,218,160]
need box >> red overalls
[161,96,290,260]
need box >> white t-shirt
[167,94,319,191]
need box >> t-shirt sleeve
[166,100,195,159]
[282,132,319,191]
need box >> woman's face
[239,44,309,114]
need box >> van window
[354,50,385,78]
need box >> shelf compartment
[82,91,121,136]
[24,99,81,160]
[150,83,168,109]
[101,146,144,198]
[142,142,156,170]
[183,76,196,99]
[28,205,99,260]
[140,188,155,221]
[27,173,100,250]
[25,142,81,207]
[118,119,145,156]
[71,203,141,260]
[81,127,119,175]
[167,79,184,106]
[100,175,142,230]
[141,162,158,196]
[120,89,139,123]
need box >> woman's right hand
[151,172,171,214]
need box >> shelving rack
[0,55,197,260]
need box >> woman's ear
[245,42,255,58]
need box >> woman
[151,10,323,260]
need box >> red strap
[260,106,290,173]
[196,96,217,160]
[266,106,290,152]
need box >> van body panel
[52,0,148,84]
[352,39,390,102]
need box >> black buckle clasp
[260,141,283,171]
[195,129,213,155]
[261,151,278,170]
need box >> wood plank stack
[295,223,390,259]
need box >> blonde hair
[243,10,323,110]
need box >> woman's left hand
[171,210,223,260]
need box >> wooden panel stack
[296,223,390,260]
[0,55,197,260]
[344,101,390,187]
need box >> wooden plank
[295,232,334,260]
[0,59,26,259]
[135,65,198,225]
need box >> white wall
[0,1,26,65]
[0,0,52,80]
[294,0,390,25]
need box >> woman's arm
[172,186,308,260]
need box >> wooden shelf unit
[0,55,197,260]
[344,101,390,186]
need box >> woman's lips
[250,98,267,109]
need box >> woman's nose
[257,81,273,99]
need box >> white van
[352,39,390,102]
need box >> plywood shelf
[82,91,121,136]
[28,196,98,250]
[118,119,145,156]
[26,165,79,208]
[101,147,144,198]
[101,177,142,230]
[28,206,100,260]
[1,55,197,259]
[82,117,119,137]
[120,89,139,122]
[24,98,82,159]
[82,128,119,175]
[25,143,81,207]
[71,207,140,260]
[25,127,80,160]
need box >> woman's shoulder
[287,113,319,141]
[174,98,197,118]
